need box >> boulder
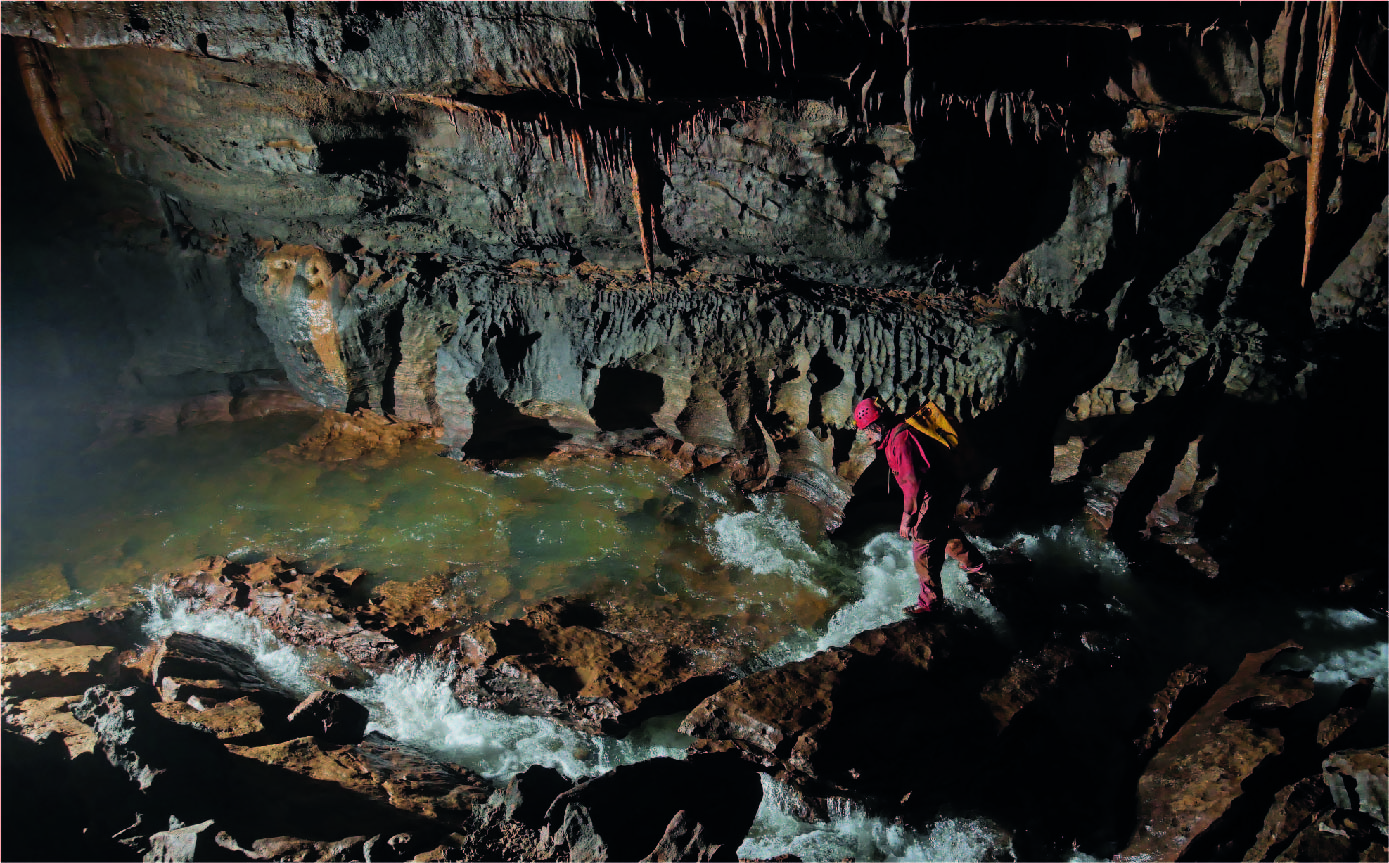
[1120,642,1317,861]
[1133,663,1211,758]
[678,615,1005,805]
[71,684,233,798]
[1324,747,1389,829]
[152,696,283,746]
[213,832,378,862]
[1268,809,1389,862]
[227,731,490,826]
[444,596,739,736]
[978,641,1085,733]
[149,632,300,722]
[1243,777,1334,862]
[2,695,99,757]
[486,764,575,828]
[168,557,401,666]
[679,647,855,770]
[143,818,218,862]
[1317,679,1378,750]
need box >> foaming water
[708,494,831,597]
[737,773,1013,862]
[1277,607,1389,690]
[142,586,692,781]
[355,657,693,781]
[753,525,1032,668]
[142,584,317,697]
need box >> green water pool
[1,414,847,639]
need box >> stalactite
[725,0,750,66]
[861,69,877,119]
[1293,0,1315,129]
[985,90,998,137]
[754,2,774,72]
[787,2,798,70]
[572,129,593,198]
[902,1,912,68]
[16,38,75,181]
[629,151,655,282]
[1303,0,1342,288]
[903,68,915,135]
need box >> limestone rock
[1,639,118,699]
[1,694,99,757]
[151,696,282,746]
[144,818,218,863]
[1,604,148,650]
[444,596,739,736]
[167,557,401,666]
[1133,663,1211,758]
[227,732,491,826]
[1324,747,1389,829]
[1121,642,1317,861]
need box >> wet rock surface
[442,595,744,737]
[2,558,1386,861]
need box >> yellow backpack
[903,401,961,451]
[902,400,988,482]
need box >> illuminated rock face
[2,2,1386,581]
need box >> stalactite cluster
[401,84,754,281]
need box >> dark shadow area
[886,115,1077,288]
[1107,352,1226,542]
[969,311,1120,520]
[317,134,409,176]
[461,387,570,460]
[591,366,664,431]
[1301,157,1389,293]
[1108,118,1291,336]
[1201,327,1389,597]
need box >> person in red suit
[854,397,990,615]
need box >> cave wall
[2,1,1385,586]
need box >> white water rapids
[142,490,1387,862]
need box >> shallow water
[1,415,837,637]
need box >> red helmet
[854,397,883,430]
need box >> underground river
[3,414,1384,861]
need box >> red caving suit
[881,421,987,610]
